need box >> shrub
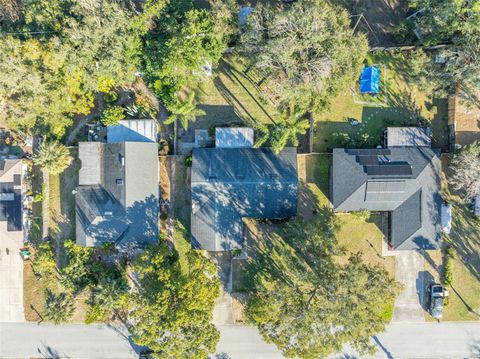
[100,106,125,126]
[103,91,118,104]
[352,209,371,221]
[44,289,75,324]
[184,154,192,167]
[442,245,455,286]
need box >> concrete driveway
[392,250,425,322]
[0,233,25,322]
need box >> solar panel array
[366,164,412,176]
[347,148,391,155]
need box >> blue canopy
[360,66,380,94]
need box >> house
[448,89,480,148]
[75,120,159,249]
[0,159,24,243]
[331,129,442,250]
[191,128,298,251]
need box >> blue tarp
[238,7,253,26]
[360,66,380,94]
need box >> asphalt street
[0,322,479,358]
[216,323,480,359]
[0,323,139,359]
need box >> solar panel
[357,155,379,165]
[367,181,406,193]
[347,148,391,156]
[366,164,412,176]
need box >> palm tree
[33,141,71,175]
[164,92,206,130]
[44,289,75,324]
[255,105,310,154]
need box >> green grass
[173,157,191,234]
[238,154,395,295]
[313,52,449,152]
[196,55,280,129]
[421,159,480,321]
[173,221,192,273]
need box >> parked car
[428,283,449,320]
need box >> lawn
[173,157,191,234]
[196,55,279,130]
[24,149,89,323]
[236,154,395,292]
[313,52,449,152]
[421,155,480,321]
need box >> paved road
[216,322,480,359]
[0,323,138,359]
[1,321,479,358]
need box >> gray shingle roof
[331,147,442,250]
[76,142,159,248]
[0,159,22,232]
[191,147,298,251]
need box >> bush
[184,154,192,167]
[103,91,118,104]
[442,245,455,286]
[100,106,125,126]
[352,209,371,221]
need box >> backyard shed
[386,127,431,148]
[107,119,157,143]
[360,66,380,94]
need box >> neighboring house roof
[0,159,22,233]
[215,127,254,148]
[387,127,431,147]
[76,141,159,248]
[191,147,298,251]
[331,147,442,250]
[107,119,157,143]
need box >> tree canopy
[406,0,480,103]
[238,0,368,112]
[128,241,220,358]
[0,0,167,137]
[245,216,400,358]
[450,141,480,201]
[33,141,71,175]
[140,0,227,106]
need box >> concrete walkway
[392,250,425,322]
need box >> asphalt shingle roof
[331,147,442,250]
[76,142,159,248]
[191,148,298,251]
